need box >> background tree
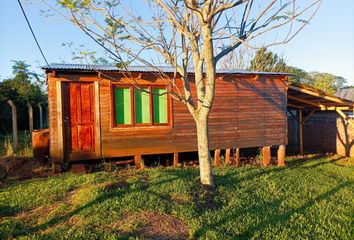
[304,72,346,94]
[247,48,347,93]
[46,0,322,186]
[247,48,309,83]
[249,47,287,72]
[286,66,308,83]
[0,61,47,135]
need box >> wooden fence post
[27,102,33,133]
[299,110,303,155]
[173,152,179,167]
[37,103,43,129]
[7,100,18,150]
[225,149,231,165]
[214,149,220,166]
[235,148,240,166]
[262,146,271,166]
[134,155,143,169]
[277,144,286,166]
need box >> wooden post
[7,100,18,150]
[37,103,43,129]
[235,148,240,166]
[173,152,179,167]
[299,110,304,155]
[27,102,33,133]
[294,110,299,145]
[134,155,143,169]
[214,149,220,166]
[262,146,271,166]
[225,149,231,165]
[277,144,286,166]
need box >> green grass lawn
[0,155,353,239]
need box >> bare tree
[45,0,322,186]
[218,44,253,70]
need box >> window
[153,88,168,124]
[114,87,131,125]
[113,85,170,127]
[135,88,151,124]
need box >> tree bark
[196,116,214,186]
[193,23,216,187]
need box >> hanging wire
[17,0,51,69]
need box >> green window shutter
[115,87,131,125]
[135,88,151,124]
[153,88,168,124]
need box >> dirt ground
[1,152,348,185]
[0,156,53,184]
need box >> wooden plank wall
[48,72,288,161]
[47,76,61,162]
[99,73,288,158]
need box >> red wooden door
[63,82,95,158]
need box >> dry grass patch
[112,211,189,240]
[15,204,59,225]
[102,180,130,191]
[0,156,54,183]
[169,194,191,204]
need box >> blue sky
[0,0,353,85]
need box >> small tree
[46,0,322,186]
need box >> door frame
[58,80,101,161]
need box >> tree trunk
[193,23,216,187]
[196,117,214,186]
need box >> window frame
[112,84,134,128]
[151,86,170,126]
[112,83,171,128]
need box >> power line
[17,0,51,69]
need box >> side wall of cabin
[99,73,288,158]
[47,72,288,162]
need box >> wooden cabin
[44,64,288,166]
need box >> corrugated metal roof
[43,63,290,76]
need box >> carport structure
[287,82,354,155]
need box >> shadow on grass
[10,172,179,238]
[285,154,326,168]
[193,181,350,239]
[238,181,350,238]
[0,205,20,217]
[287,155,347,170]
